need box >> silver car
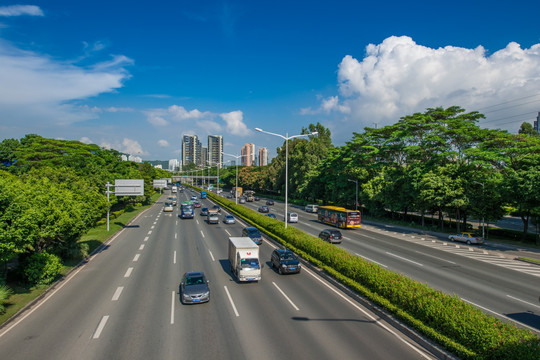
[180,272,210,304]
[223,214,236,224]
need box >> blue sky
[1,1,539,161]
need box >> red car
[193,201,201,208]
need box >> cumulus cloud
[101,138,146,156]
[157,139,169,147]
[0,5,44,17]
[311,36,540,138]
[220,110,250,136]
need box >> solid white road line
[355,253,388,268]
[272,282,299,310]
[112,287,123,301]
[92,315,109,339]
[171,291,175,324]
[507,295,540,310]
[124,267,133,278]
[414,251,456,264]
[224,286,239,317]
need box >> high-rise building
[168,159,179,171]
[241,143,255,166]
[200,147,208,168]
[208,135,223,168]
[182,134,201,167]
[258,147,268,166]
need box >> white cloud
[157,139,169,147]
[310,36,540,141]
[168,105,210,120]
[0,5,44,17]
[101,138,146,156]
[221,110,250,136]
[80,137,92,144]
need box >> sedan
[448,232,484,245]
[319,229,343,244]
[266,200,274,206]
[193,201,201,208]
[223,214,236,224]
[180,272,210,304]
[258,205,269,213]
[200,207,209,216]
[163,202,174,212]
[266,213,277,220]
[190,195,197,201]
[271,249,301,274]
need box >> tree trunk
[439,210,444,230]
[520,211,530,241]
[456,208,461,233]
[421,209,425,228]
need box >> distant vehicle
[228,237,261,282]
[223,214,236,224]
[200,207,209,216]
[207,209,219,224]
[258,205,269,213]
[193,201,201,208]
[305,204,318,213]
[180,201,194,219]
[318,206,361,229]
[200,190,207,199]
[245,190,255,202]
[448,232,484,245]
[319,229,343,244]
[287,212,298,223]
[226,194,233,199]
[168,196,177,206]
[254,196,260,201]
[172,186,178,193]
[180,271,210,304]
[239,197,246,204]
[232,186,243,198]
[266,213,277,219]
[163,202,174,212]
[271,249,301,274]
[242,227,263,245]
[212,205,221,213]
[190,195,197,201]
[266,200,274,206]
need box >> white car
[163,202,174,212]
[287,212,298,223]
[448,232,484,245]
[223,214,236,224]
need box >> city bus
[180,201,194,219]
[317,206,361,229]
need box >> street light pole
[255,127,318,229]
[474,181,485,239]
[348,179,358,211]
[222,152,248,205]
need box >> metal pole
[235,160,238,205]
[285,133,288,229]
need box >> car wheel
[450,237,455,242]
[278,267,283,275]
[466,240,471,245]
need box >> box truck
[228,237,261,282]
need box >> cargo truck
[228,237,261,282]
[207,209,219,224]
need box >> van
[287,212,298,223]
[305,204,318,213]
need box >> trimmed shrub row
[198,186,540,360]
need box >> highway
[0,190,439,360]
[238,194,540,335]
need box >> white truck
[207,209,219,224]
[228,237,262,282]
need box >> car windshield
[280,254,296,261]
[226,215,233,219]
[248,229,260,236]
[348,212,360,218]
[240,258,259,268]
[186,276,204,285]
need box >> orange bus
[317,206,361,229]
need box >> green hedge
[197,186,540,360]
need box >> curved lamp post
[255,128,318,228]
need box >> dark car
[258,205,269,213]
[271,249,301,274]
[266,213,277,220]
[200,207,209,216]
[254,196,260,201]
[212,205,222,213]
[180,271,210,304]
[242,227,263,245]
[318,229,343,244]
[266,200,274,206]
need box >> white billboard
[153,179,167,189]
[115,179,144,196]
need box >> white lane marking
[355,253,388,268]
[386,252,423,266]
[173,251,177,264]
[224,286,239,317]
[139,244,145,250]
[196,219,200,225]
[93,315,109,339]
[144,236,149,242]
[112,287,124,301]
[225,229,232,236]
[462,298,539,333]
[148,230,152,235]
[151,225,155,229]
[272,282,299,311]
[124,267,134,278]
[414,251,456,264]
[209,250,215,262]
[175,233,177,239]
[200,230,205,238]
[171,291,175,324]
[133,254,140,262]
[507,295,540,310]
[303,267,432,359]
